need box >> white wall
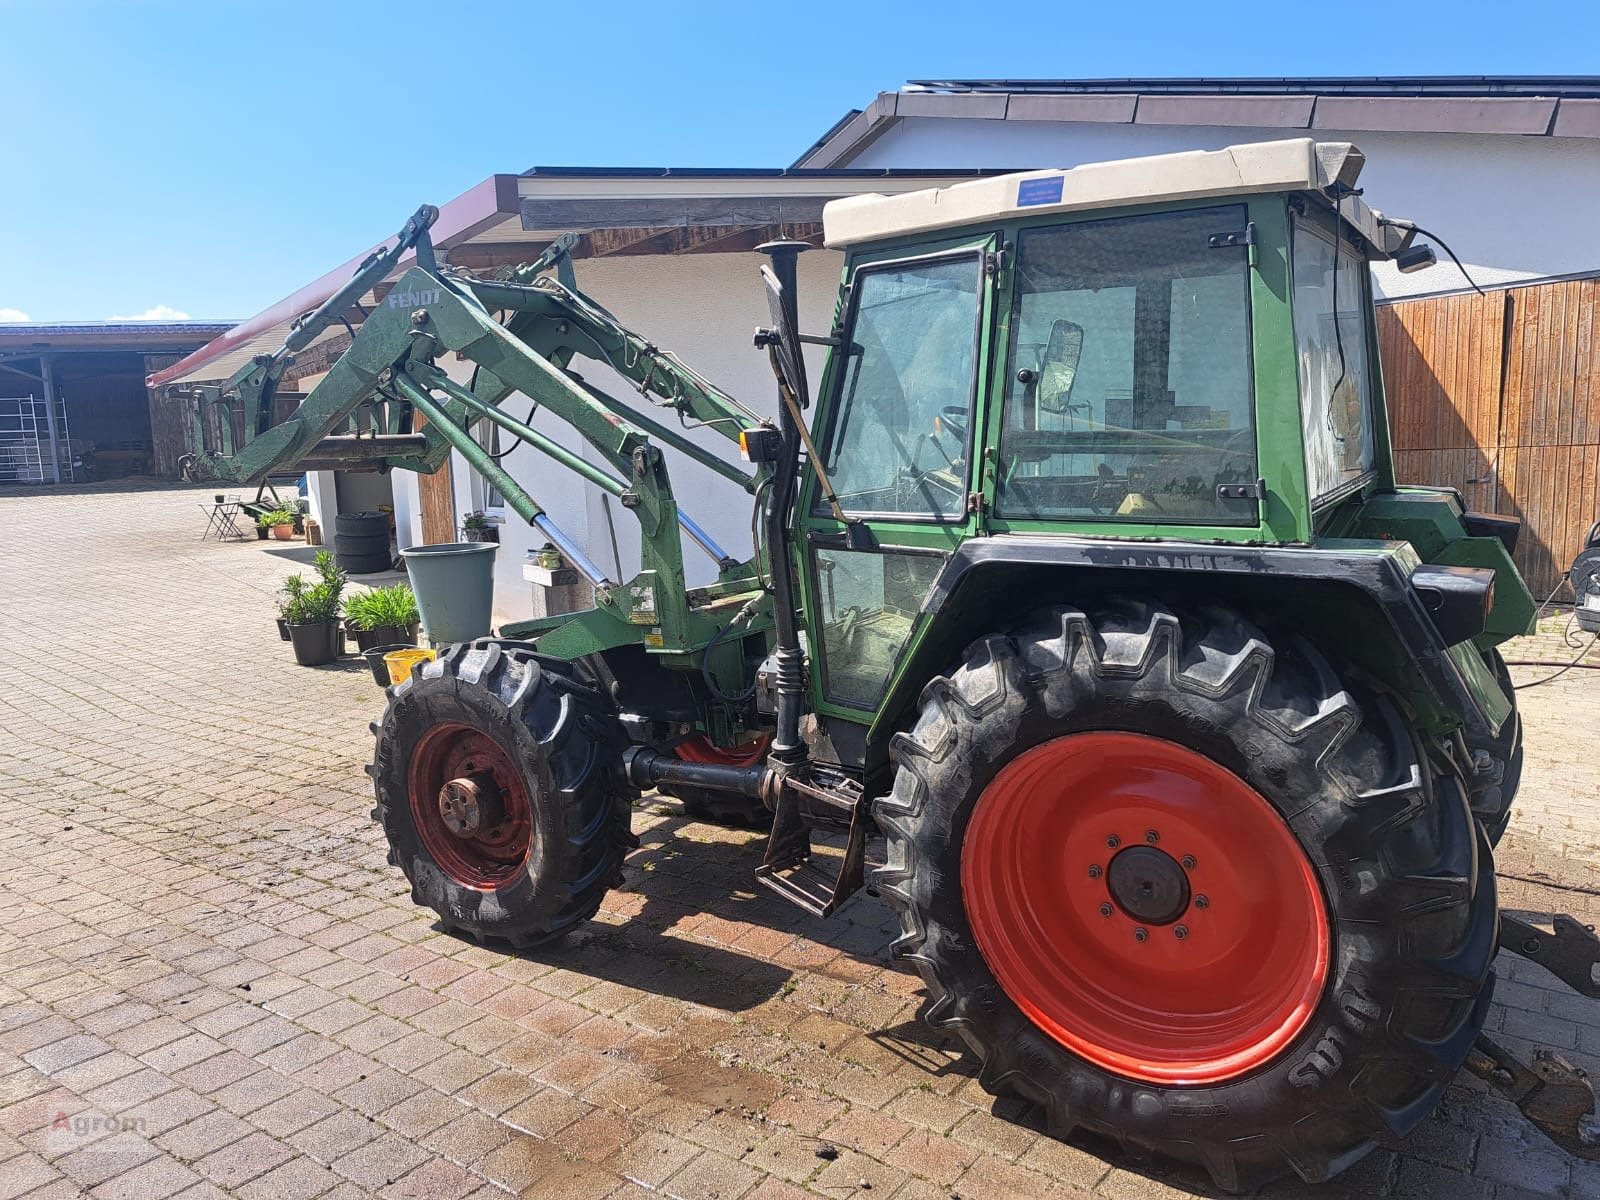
[845,117,1600,299]
[413,249,843,627]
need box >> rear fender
[866,536,1508,777]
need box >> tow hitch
[1465,1035,1600,1158]
[1473,910,1600,1157]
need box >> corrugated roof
[0,321,236,337]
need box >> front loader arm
[183,209,775,654]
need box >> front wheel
[875,599,1496,1191]
[368,641,635,948]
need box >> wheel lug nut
[1195,894,1209,909]
[1099,903,1113,917]
[1174,925,1189,940]
[1145,830,1160,844]
[1106,835,1120,849]
[1088,864,1102,879]
[1134,927,1148,942]
[1182,855,1196,870]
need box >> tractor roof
[822,138,1395,254]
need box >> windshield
[995,205,1259,525]
[821,253,983,520]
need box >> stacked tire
[335,510,392,574]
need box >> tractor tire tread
[873,598,1495,1192]
[370,638,634,949]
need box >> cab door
[795,233,1000,723]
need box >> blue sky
[1,0,1595,323]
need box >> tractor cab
[793,139,1525,751]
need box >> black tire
[1465,647,1523,846]
[875,598,1496,1191]
[335,511,393,575]
[368,640,635,947]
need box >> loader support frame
[175,211,776,658]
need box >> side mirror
[1037,319,1084,414]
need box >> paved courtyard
[1,481,1599,1200]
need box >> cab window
[1293,220,1377,502]
[995,205,1258,525]
[821,254,983,520]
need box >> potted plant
[342,583,420,652]
[462,511,499,543]
[258,507,297,540]
[278,550,347,666]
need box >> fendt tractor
[177,139,1600,1188]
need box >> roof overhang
[1,322,234,357]
[149,169,989,389]
[796,77,1600,168]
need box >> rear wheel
[875,599,1496,1190]
[1466,647,1523,845]
[369,640,635,947]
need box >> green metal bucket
[401,542,498,645]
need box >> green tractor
[181,137,1600,1188]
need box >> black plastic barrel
[334,510,392,574]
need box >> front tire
[875,599,1496,1190]
[369,641,635,948]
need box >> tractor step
[756,771,868,918]
[1465,1034,1600,1158]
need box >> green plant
[277,550,346,624]
[342,583,419,631]
[256,507,297,529]
[462,510,491,531]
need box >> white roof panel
[822,138,1386,250]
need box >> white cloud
[109,304,191,321]
[0,307,30,322]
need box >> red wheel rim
[674,734,770,766]
[961,730,1329,1084]
[407,723,533,890]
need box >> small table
[199,501,250,542]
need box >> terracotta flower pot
[272,524,294,540]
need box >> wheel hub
[438,773,504,837]
[407,724,534,890]
[1105,845,1190,925]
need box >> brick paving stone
[663,1149,764,1200]
[85,1154,202,1199]
[329,1130,431,1190]
[191,1132,295,1190]
[0,1153,62,1200]
[3,483,1600,1200]
[377,1156,486,1200]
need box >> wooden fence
[1378,275,1600,597]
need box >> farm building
[1,321,231,483]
